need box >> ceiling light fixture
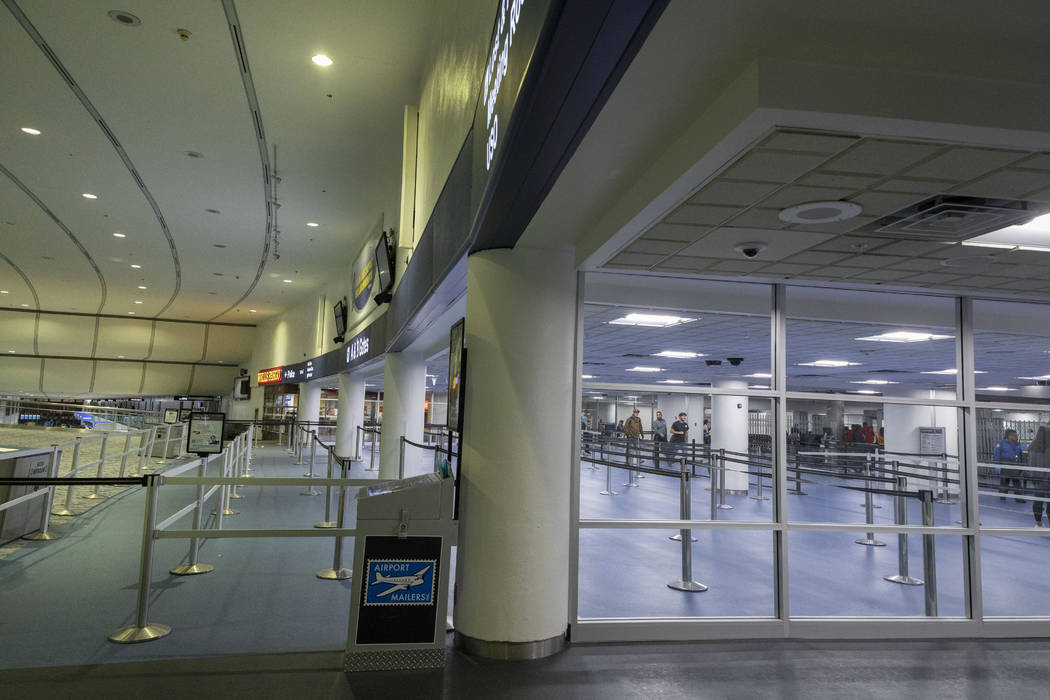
[659,379,685,384]
[778,200,863,224]
[20,303,29,307]
[0,290,7,294]
[855,331,953,343]
[283,279,292,283]
[1019,374,1050,380]
[581,374,596,379]
[311,54,333,66]
[134,300,142,304]
[127,311,135,315]
[854,389,880,395]
[920,368,986,375]
[609,313,696,327]
[306,222,319,227]
[112,232,125,238]
[20,127,41,135]
[980,386,1016,392]
[7,350,14,353]
[749,384,770,389]
[249,309,257,313]
[626,366,663,373]
[745,373,772,378]
[798,360,860,368]
[130,264,141,269]
[851,379,898,385]
[137,285,147,290]
[82,193,98,199]
[653,350,704,359]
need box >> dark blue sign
[364,559,436,606]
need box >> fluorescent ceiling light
[112,232,125,238]
[920,368,987,375]
[851,379,898,385]
[134,300,143,304]
[1019,374,1050,380]
[0,290,7,294]
[82,193,98,199]
[608,313,696,327]
[960,241,1016,249]
[749,384,769,389]
[626,366,663,372]
[653,350,703,359]
[306,222,319,227]
[798,360,860,367]
[855,331,953,343]
[745,373,771,378]
[963,212,1050,250]
[659,379,685,384]
[581,374,596,379]
[137,285,147,290]
[20,127,41,135]
[127,311,135,315]
[19,303,29,307]
[979,386,1016,391]
[130,264,141,269]
[249,309,257,313]
[283,279,293,283]
[854,389,880,395]
[311,54,333,66]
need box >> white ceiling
[0,0,434,323]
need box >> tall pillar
[827,401,845,440]
[455,247,574,659]
[711,380,749,492]
[378,350,426,479]
[299,381,321,445]
[335,371,365,459]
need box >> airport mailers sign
[364,559,437,606]
[355,536,443,646]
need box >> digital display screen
[334,299,347,336]
[374,232,393,294]
[447,318,465,433]
[187,412,225,455]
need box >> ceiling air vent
[855,195,1050,242]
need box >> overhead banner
[278,324,381,384]
[350,215,389,314]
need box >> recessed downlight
[82,193,98,199]
[779,200,862,224]
[249,309,257,313]
[20,127,41,135]
[0,290,7,294]
[134,300,143,304]
[127,311,135,315]
[282,279,292,283]
[798,360,860,368]
[20,303,29,307]
[306,222,319,227]
[137,285,147,290]
[108,9,141,26]
[130,264,141,269]
[112,232,125,238]
[311,54,333,66]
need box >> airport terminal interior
[3,0,1050,697]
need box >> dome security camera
[727,357,744,366]
[734,242,768,259]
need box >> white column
[335,371,365,459]
[379,350,426,479]
[455,247,573,657]
[711,380,749,492]
[299,381,322,445]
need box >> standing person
[670,412,689,469]
[652,410,668,469]
[861,422,875,444]
[623,408,643,467]
[995,429,1025,502]
[703,420,711,445]
[1028,427,1050,526]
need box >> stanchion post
[716,449,733,510]
[920,489,938,616]
[317,458,352,580]
[229,434,244,499]
[131,428,149,477]
[53,437,81,516]
[751,457,769,501]
[172,457,215,575]
[108,473,171,643]
[935,452,954,504]
[118,432,133,478]
[305,430,318,477]
[623,439,639,488]
[316,450,337,528]
[354,426,361,462]
[667,470,707,592]
[367,431,378,471]
[399,435,406,479]
[301,432,320,496]
[84,434,110,500]
[855,454,886,546]
[23,444,61,541]
[710,456,718,520]
[884,473,922,585]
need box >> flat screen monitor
[333,298,347,337]
[374,231,394,298]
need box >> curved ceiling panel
[36,313,96,356]
[40,358,90,395]
[149,321,206,362]
[95,317,154,360]
[0,355,42,393]
[141,362,192,396]
[92,360,148,396]
[203,324,255,364]
[0,310,36,354]
[189,365,239,395]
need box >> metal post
[856,455,886,546]
[23,444,61,541]
[670,446,697,541]
[920,489,938,616]
[623,440,639,487]
[860,453,882,508]
[305,430,318,477]
[751,457,769,501]
[667,471,707,592]
[172,457,215,575]
[710,457,718,520]
[399,435,406,479]
[717,449,733,510]
[600,441,617,495]
[935,453,955,504]
[301,432,320,495]
[246,428,254,472]
[229,434,244,499]
[118,432,133,478]
[789,457,807,495]
[131,429,149,477]
[108,473,171,643]
[317,458,352,580]
[354,426,361,462]
[84,434,110,500]
[142,426,159,471]
[316,450,337,528]
[367,431,378,471]
[53,437,81,516]
[885,475,922,586]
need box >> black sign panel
[355,536,442,645]
[279,325,381,384]
[447,319,466,433]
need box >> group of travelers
[995,427,1050,526]
[843,421,883,446]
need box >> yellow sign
[257,366,283,385]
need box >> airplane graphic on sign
[373,565,430,597]
[364,559,436,605]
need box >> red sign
[257,366,283,385]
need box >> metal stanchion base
[22,532,56,541]
[212,508,239,516]
[789,490,808,496]
[935,498,956,505]
[860,503,883,509]
[314,521,337,528]
[228,492,243,499]
[716,504,734,510]
[300,488,320,496]
[51,507,74,516]
[667,580,708,592]
[599,490,618,496]
[750,495,770,501]
[108,623,171,644]
[884,574,923,586]
[83,493,106,500]
[317,567,352,580]
[669,533,698,542]
[170,562,214,575]
[622,482,640,488]
[855,537,887,546]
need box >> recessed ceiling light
[653,350,704,359]
[107,9,141,26]
[127,311,135,315]
[249,309,257,313]
[282,279,292,283]
[749,384,770,389]
[851,379,898,385]
[134,300,143,304]
[626,366,663,372]
[581,374,596,379]
[20,127,41,135]
[980,386,1016,392]
[137,285,147,290]
[20,303,29,307]
[213,244,227,249]
[112,232,125,238]
[856,331,953,343]
[82,193,98,199]
[130,264,141,269]
[7,350,14,353]
[778,200,862,224]
[0,290,7,294]
[854,389,880,395]
[184,151,204,159]
[306,222,319,227]
[1019,374,1050,380]
[797,360,860,367]
[117,355,125,359]
[609,313,696,327]
[919,368,987,375]
[311,54,333,66]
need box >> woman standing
[1028,426,1050,526]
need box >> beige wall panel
[96,317,153,359]
[0,356,43,392]
[150,322,206,362]
[189,365,239,395]
[0,310,36,354]
[142,363,192,395]
[36,313,97,356]
[204,325,256,364]
[92,361,146,395]
[41,358,91,395]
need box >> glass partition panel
[973,299,1050,403]
[578,529,774,618]
[786,287,957,397]
[981,536,1050,616]
[788,532,965,617]
[975,407,1050,528]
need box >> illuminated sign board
[257,366,283,385]
[347,334,370,363]
[482,0,526,171]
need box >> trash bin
[0,447,55,543]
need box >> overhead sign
[279,327,379,385]
[257,366,283,385]
[352,256,376,312]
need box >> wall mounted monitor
[334,298,348,337]
[373,230,395,304]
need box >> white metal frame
[570,278,1050,641]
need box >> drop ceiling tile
[825,140,943,176]
[624,239,687,256]
[761,131,859,154]
[708,260,768,273]
[985,278,1047,291]
[804,265,869,278]
[870,240,955,257]
[675,227,831,260]
[643,223,711,242]
[790,215,880,234]
[666,204,740,226]
[1015,154,1050,171]
[811,235,893,253]
[725,208,792,230]
[891,258,945,271]
[690,180,781,206]
[799,172,882,189]
[653,257,717,272]
[722,151,828,183]
[760,185,855,209]
[756,263,819,275]
[873,178,954,195]
[954,169,1050,199]
[850,268,915,281]
[848,192,926,218]
[606,252,664,268]
[783,251,852,265]
[905,147,1026,181]
[900,272,968,285]
[840,254,909,269]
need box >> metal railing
[3,398,163,429]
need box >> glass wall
[575,271,1050,638]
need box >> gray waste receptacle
[0,447,54,543]
[151,426,182,458]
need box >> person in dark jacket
[995,429,1025,502]
[652,411,667,469]
[1028,427,1050,526]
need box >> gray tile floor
[2,638,1048,699]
